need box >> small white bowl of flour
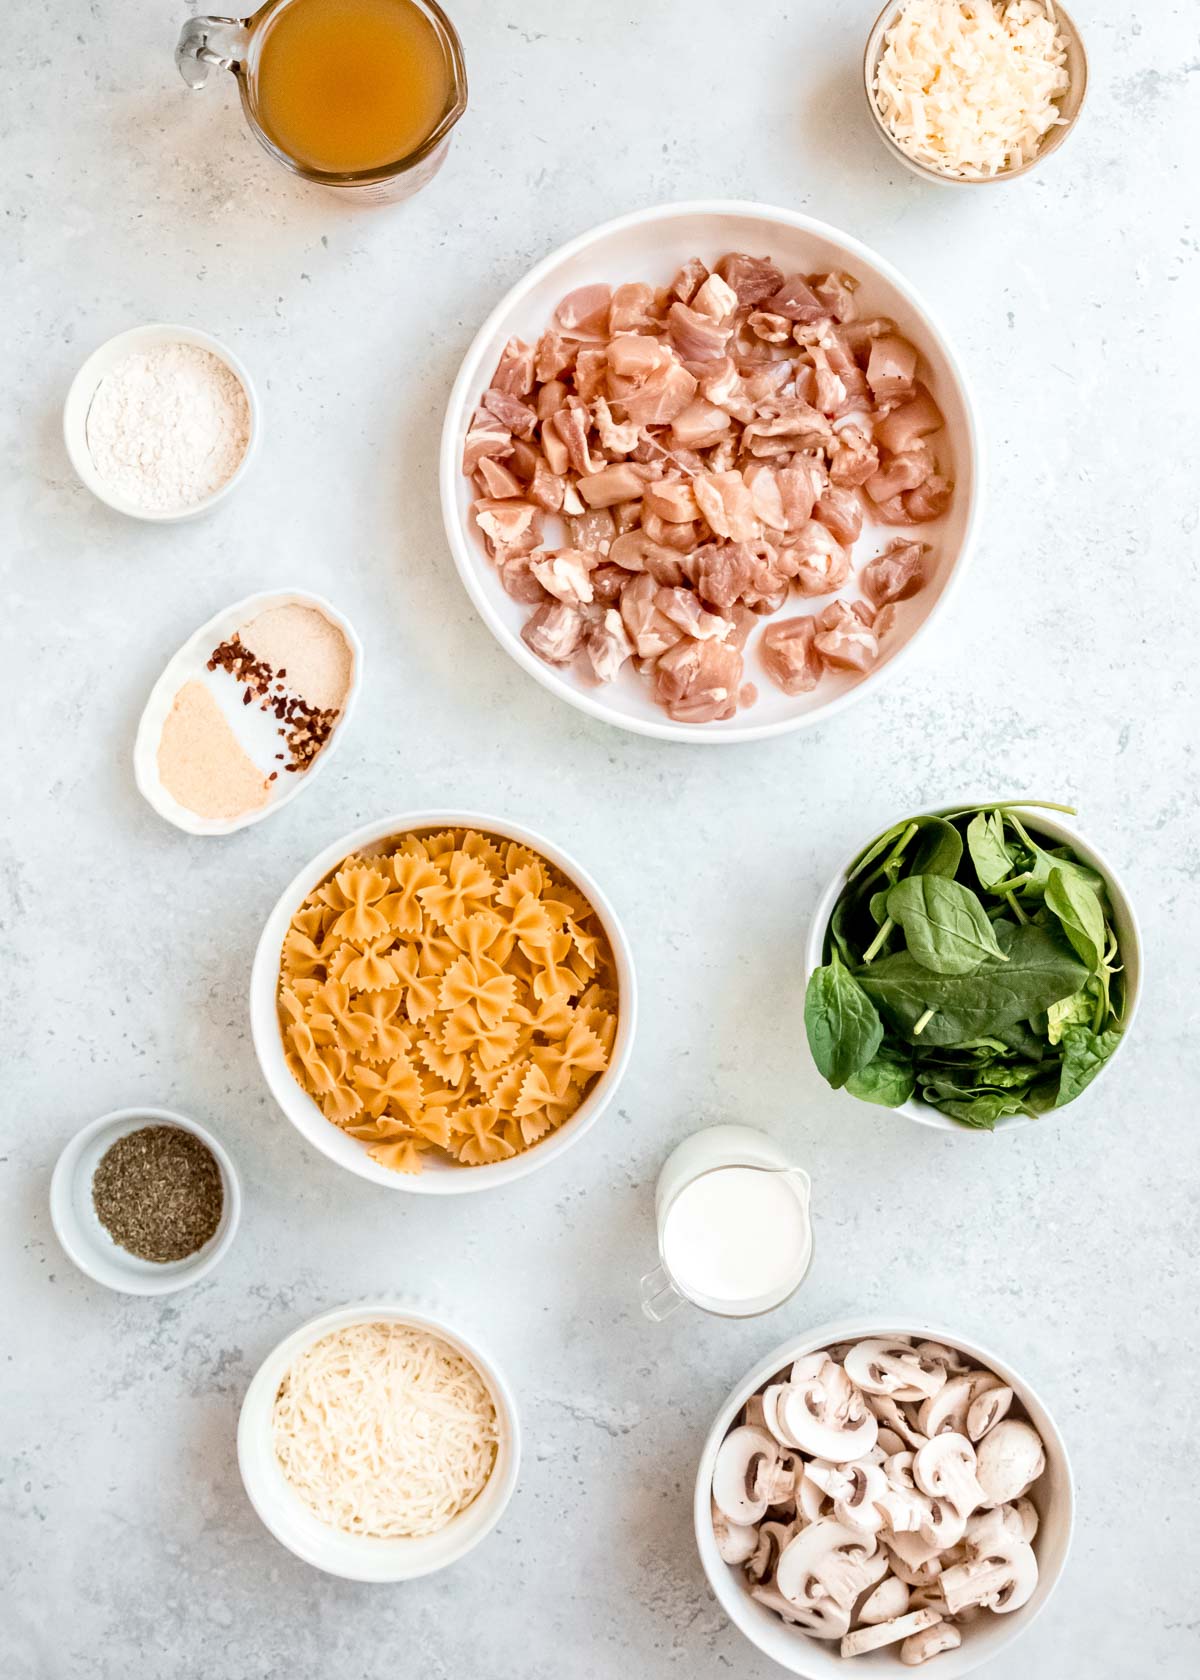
[64,324,259,521]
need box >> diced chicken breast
[828,424,880,488]
[873,384,945,454]
[462,413,512,476]
[694,471,761,542]
[530,548,597,607]
[862,541,928,606]
[788,520,851,596]
[482,387,537,439]
[521,601,585,663]
[609,282,657,334]
[814,600,880,672]
[555,284,613,338]
[584,608,634,683]
[619,573,686,658]
[866,335,919,404]
[715,252,785,307]
[670,398,732,449]
[491,336,536,397]
[655,586,732,641]
[814,485,864,545]
[760,615,822,695]
[577,462,646,508]
[691,273,739,323]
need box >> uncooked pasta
[272,1321,498,1538]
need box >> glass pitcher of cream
[176,0,467,203]
[640,1125,814,1322]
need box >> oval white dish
[440,199,983,744]
[63,323,261,522]
[693,1318,1074,1678]
[249,809,637,1194]
[133,588,362,837]
[804,800,1142,1134]
[238,1299,521,1581]
[49,1105,242,1296]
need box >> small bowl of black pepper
[50,1107,241,1295]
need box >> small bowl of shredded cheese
[238,1301,520,1580]
[864,0,1087,184]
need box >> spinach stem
[1005,891,1028,925]
[914,1008,935,1036]
[859,823,919,893]
[862,917,894,964]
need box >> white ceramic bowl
[238,1300,520,1580]
[49,1106,241,1295]
[864,2,1089,186]
[133,588,363,837]
[440,200,983,744]
[63,323,260,521]
[694,1318,1074,1678]
[804,801,1142,1133]
[250,810,637,1193]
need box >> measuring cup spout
[176,15,252,89]
[639,1264,685,1324]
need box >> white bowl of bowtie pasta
[251,812,637,1193]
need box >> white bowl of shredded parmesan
[865,1,1087,183]
[238,1302,519,1580]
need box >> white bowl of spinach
[804,801,1141,1131]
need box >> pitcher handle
[176,15,252,89]
[640,1264,686,1324]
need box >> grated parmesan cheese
[272,1321,499,1539]
[873,0,1071,180]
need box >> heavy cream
[660,1166,811,1316]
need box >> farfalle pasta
[277,828,619,1173]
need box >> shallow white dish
[63,323,261,521]
[49,1106,241,1295]
[694,1318,1074,1678]
[249,809,637,1193]
[804,800,1142,1133]
[440,199,983,744]
[134,588,362,837]
[238,1300,520,1581]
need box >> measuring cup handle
[640,1264,685,1323]
[176,15,252,89]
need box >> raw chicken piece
[691,273,739,322]
[873,384,944,454]
[607,336,698,426]
[693,471,761,542]
[670,398,732,449]
[862,541,928,607]
[590,563,629,605]
[476,456,524,499]
[654,637,743,723]
[828,424,879,488]
[811,272,859,321]
[641,511,698,552]
[788,520,851,596]
[573,348,609,403]
[535,330,573,383]
[715,252,784,307]
[668,301,733,363]
[609,282,657,333]
[810,346,848,416]
[549,403,602,476]
[555,284,612,338]
[769,274,828,323]
[700,357,754,423]
[743,399,833,455]
[743,462,787,531]
[506,439,540,480]
[748,310,794,345]
[841,316,898,360]
[866,335,918,404]
[905,475,953,521]
[499,556,551,604]
[690,542,758,612]
[566,506,616,554]
[814,485,864,545]
[814,600,879,672]
[521,601,585,664]
[491,336,536,397]
[530,549,596,607]
[462,411,512,475]
[777,457,828,528]
[619,574,686,658]
[475,499,542,560]
[873,603,900,639]
[592,395,639,455]
[584,608,634,683]
[670,257,710,303]
[655,586,732,641]
[866,445,936,504]
[577,463,646,508]
[482,387,537,439]
[760,616,822,695]
[536,378,569,422]
[644,478,699,522]
[609,529,686,580]
[725,603,759,650]
[527,459,566,514]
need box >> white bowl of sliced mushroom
[695,1323,1072,1675]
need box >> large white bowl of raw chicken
[440,201,982,743]
[694,1323,1073,1675]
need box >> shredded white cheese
[873,1,1071,180]
[272,1322,499,1539]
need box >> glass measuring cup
[175,1,468,203]
[640,1125,814,1323]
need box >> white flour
[85,341,251,512]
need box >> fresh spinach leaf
[911,818,964,880]
[1046,985,1096,1045]
[967,811,1013,891]
[1056,1026,1121,1107]
[804,953,883,1089]
[885,875,1007,975]
[997,815,1106,901]
[847,820,912,882]
[933,1091,1029,1130]
[846,1049,915,1108]
[1045,867,1106,971]
[855,922,1089,1046]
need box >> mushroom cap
[914,1432,985,1518]
[919,1374,974,1438]
[857,1574,911,1625]
[866,1393,929,1450]
[745,1518,797,1584]
[711,1498,760,1566]
[712,1424,780,1526]
[752,1581,850,1641]
[900,1621,962,1665]
[975,1419,1046,1507]
[941,1532,1039,1616]
[833,1461,889,1534]
[967,1384,1014,1443]
[776,1519,886,1614]
[844,1340,948,1403]
[883,1540,945,1589]
[774,1366,879,1464]
[840,1608,943,1657]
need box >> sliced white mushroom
[752,1582,850,1640]
[967,1385,1013,1442]
[919,1375,974,1438]
[975,1420,1046,1508]
[757,1451,801,1507]
[711,1498,759,1566]
[877,1427,907,1457]
[773,1364,878,1463]
[914,1433,985,1518]
[834,1462,889,1534]
[712,1425,780,1526]
[886,1525,944,1574]
[844,1341,947,1403]
[857,1574,910,1625]
[867,1393,928,1450]
[745,1518,797,1584]
[840,1609,943,1657]
[884,1543,945,1590]
[941,1532,1039,1616]
[918,1496,966,1553]
[1011,1497,1039,1544]
[748,1581,809,1627]
[796,1467,826,1524]
[776,1520,886,1614]
[900,1621,962,1665]
[916,1341,970,1375]
[742,1393,768,1431]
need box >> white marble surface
[3,1,1198,1674]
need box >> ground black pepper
[92,1126,224,1263]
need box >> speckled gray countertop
[3,2,1198,1675]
